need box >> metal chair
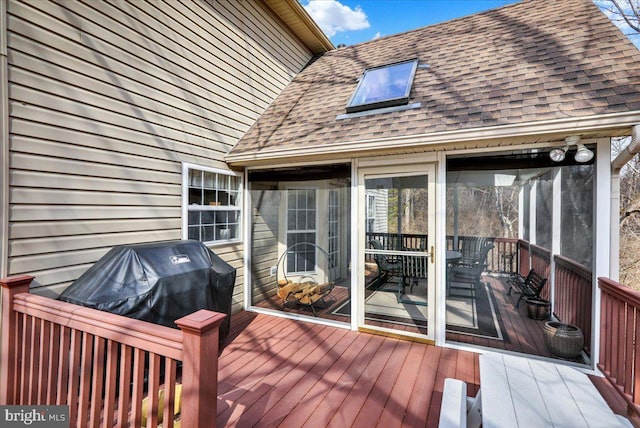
[368,239,406,298]
[507,268,547,308]
[448,243,494,298]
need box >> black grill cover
[59,240,236,339]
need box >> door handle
[430,246,435,263]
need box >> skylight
[346,59,418,113]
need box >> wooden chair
[507,269,547,308]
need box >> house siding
[3,0,313,309]
[250,183,280,303]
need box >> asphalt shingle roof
[228,0,640,158]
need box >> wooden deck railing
[487,237,518,274]
[518,239,531,274]
[368,233,519,276]
[366,232,427,250]
[0,275,226,428]
[530,244,551,300]
[554,255,593,355]
[598,277,640,418]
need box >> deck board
[219,314,476,427]
[404,345,442,428]
[255,327,354,426]
[219,276,626,427]
[300,333,385,428]
[330,336,398,427]
[219,317,306,387]
[276,331,373,427]
[377,342,428,427]
[219,323,332,424]
[350,339,414,427]
[223,325,337,427]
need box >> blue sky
[301,0,520,46]
[301,0,640,48]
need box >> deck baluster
[1,275,226,428]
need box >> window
[248,164,351,316]
[346,59,418,113]
[286,188,316,273]
[182,163,241,244]
[328,189,340,279]
[366,193,376,233]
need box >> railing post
[0,275,34,404]
[175,309,226,428]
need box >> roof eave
[262,0,334,54]
[226,111,640,167]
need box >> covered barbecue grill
[59,240,236,339]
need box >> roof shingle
[229,0,640,159]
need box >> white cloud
[373,32,382,40]
[303,0,370,37]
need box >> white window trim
[328,188,340,280]
[366,192,376,233]
[284,185,318,275]
[181,162,242,245]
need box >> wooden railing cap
[175,309,226,334]
[598,276,640,307]
[0,275,34,289]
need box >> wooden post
[175,309,226,428]
[0,275,34,404]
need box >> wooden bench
[507,269,547,308]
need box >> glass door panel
[361,165,436,341]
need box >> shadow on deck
[219,311,479,427]
[218,304,629,427]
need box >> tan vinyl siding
[5,0,313,304]
[250,185,280,303]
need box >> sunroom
[226,0,640,370]
[241,134,611,366]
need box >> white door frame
[356,161,438,343]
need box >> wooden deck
[218,311,479,427]
[217,312,625,428]
[446,275,555,359]
[218,310,628,427]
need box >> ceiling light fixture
[574,143,594,163]
[549,145,568,162]
[549,136,593,163]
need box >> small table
[446,250,462,264]
[479,354,624,427]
